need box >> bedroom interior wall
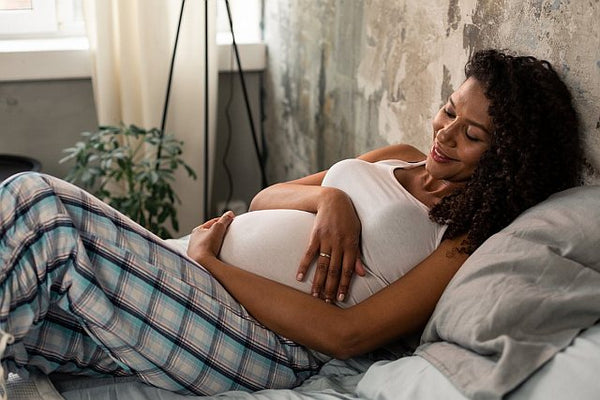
[0,79,98,179]
[0,72,263,226]
[262,0,600,184]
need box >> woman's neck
[395,166,461,209]
[417,169,464,205]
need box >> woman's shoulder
[358,144,427,163]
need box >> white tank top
[213,158,447,308]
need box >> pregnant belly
[219,209,387,308]
[219,209,315,295]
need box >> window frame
[0,0,58,36]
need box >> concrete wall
[262,0,600,184]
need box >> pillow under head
[417,185,600,400]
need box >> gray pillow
[416,185,600,400]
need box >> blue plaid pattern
[0,172,321,395]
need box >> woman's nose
[436,124,458,145]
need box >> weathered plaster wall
[262,0,600,183]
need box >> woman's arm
[249,143,424,212]
[247,144,426,303]
[251,176,363,302]
[187,213,468,359]
[249,170,328,212]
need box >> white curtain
[83,0,218,234]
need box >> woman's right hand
[296,187,366,303]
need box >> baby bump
[219,209,388,308]
[219,209,316,295]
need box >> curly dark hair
[429,49,583,253]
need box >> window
[216,0,262,44]
[0,0,264,80]
[0,0,84,38]
[0,0,33,11]
[1,0,259,41]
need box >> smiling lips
[431,144,456,163]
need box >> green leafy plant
[61,124,196,238]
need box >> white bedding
[8,322,600,400]
[358,324,600,400]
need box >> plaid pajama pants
[0,172,321,395]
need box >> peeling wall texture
[262,0,600,183]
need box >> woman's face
[426,77,493,183]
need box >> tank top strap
[376,159,426,169]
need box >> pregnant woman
[195,155,449,308]
[0,50,582,396]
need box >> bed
[6,184,600,399]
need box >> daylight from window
[0,0,83,37]
[0,0,33,11]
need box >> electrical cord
[258,0,268,180]
[259,70,268,173]
[222,44,236,211]
[224,0,268,189]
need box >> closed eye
[465,131,480,141]
[444,108,456,118]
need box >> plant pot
[0,154,42,182]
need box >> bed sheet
[10,358,371,400]
[7,322,600,399]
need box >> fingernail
[296,272,304,281]
[337,293,345,302]
[224,210,234,218]
[312,292,319,298]
[325,299,331,304]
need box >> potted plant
[61,124,196,238]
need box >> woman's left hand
[187,211,235,264]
